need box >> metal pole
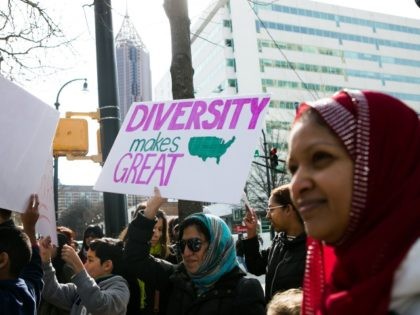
[94,0,127,237]
[53,78,87,219]
[262,129,271,197]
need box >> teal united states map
[188,136,236,164]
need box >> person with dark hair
[288,90,419,314]
[78,224,104,263]
[38,226,77,315]
[168,217,179,245]
[167,217,182,265]
[0,194,43,314]
[40,236,129,315]
[242,184,306,302]
[235,233,247,271]
[123,187,265,315]
[53,226,76,283]
[0,208,14,228]
[120,207,179,314]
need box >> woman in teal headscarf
[123,188,265,315]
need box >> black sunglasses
[178,238,205,253]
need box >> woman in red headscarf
[287,89,420,314]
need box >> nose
[152,228,160,240]
[182,244,193,257]
[290,167,313,201]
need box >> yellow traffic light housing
[53,118,88,157]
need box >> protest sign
[95,94,270,204]
[0,76,59,213]
[36,156,58,244]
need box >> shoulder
[101,275,129,287]
[233,276,265,315]
[235,277,264,297]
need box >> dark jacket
[0,246,44,315]
[243,232,306,301]
[167,264,264,315]
[123,214,265,315]
[0,218,15,228]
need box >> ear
[102,259,113,273]
[0,252,10,270]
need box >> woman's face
[266,195,288,233]
[85,235,98,247]
[181,225,209,274]
[150,218,163,246]
[287,118,353,243]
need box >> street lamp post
[54,78,88,219]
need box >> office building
[155,0,420,157]
[116,14,152,121]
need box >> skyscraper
[115,14,152,121]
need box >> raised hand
[39,236,53,263]
[21,194,40,245]
[61,244,84,274]
[243,203,258,239]
[144,187,167,219]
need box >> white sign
[95,94,270,204]
[0,76,59,213]
[36,156,58,245]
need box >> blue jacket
[0,246,44,315]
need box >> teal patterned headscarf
[180,213,239,295]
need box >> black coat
[243,232,306,302]
[123,214,265,315]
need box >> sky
[23,0,420,186]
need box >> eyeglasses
[266,205,288,212]
[178,238,205,253]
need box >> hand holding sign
[144,187,167,220]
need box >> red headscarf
[296,90,420,314]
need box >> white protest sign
[95,94,270,204]
[0,76,59,213]
[36,156,58,245]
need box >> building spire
[115,12,148,51]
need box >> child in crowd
[0,194,43,314]
[39,236,129,315]
[78,225,104,263]
[267,288,302,315]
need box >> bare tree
[58,198,104,239]
[0,0,70,80]
[164,0,202,221]
[246,132,290,212]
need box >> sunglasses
[178,238,205,253]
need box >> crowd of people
[0,89,418,315]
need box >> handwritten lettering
[125,97,270,132]
[113,152,184,186]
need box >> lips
[184,259,197,265]
[296,199,326,218]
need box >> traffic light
[53,118,89,157]
[269,147,279,168]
